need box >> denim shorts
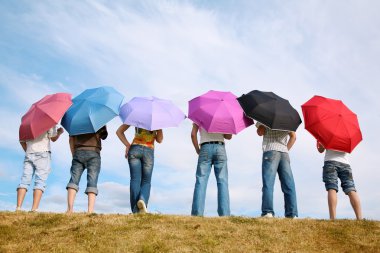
[66,150,101,195]
[18,152,51,192]
[322,160,356,194]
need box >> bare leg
[87,193,96,214]
[16,188,27,210]
[327,189,337,220]
[31,189,43,211]
[66,188,77,214]
[348,191,362,220]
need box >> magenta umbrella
[188,90,254,134]
[19,93,72,141]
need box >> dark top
[73,126,108,153]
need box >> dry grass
[0,212,379,253]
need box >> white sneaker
[261,213,274,218]
[15,207,22,212]
[137,200,148,214]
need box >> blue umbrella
[62,86,124,135]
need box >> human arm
[257,125,266,136]
[116,124,131,157]
[51,127,64,142]
[98,125,108,140]
[287,131,296,150]
[20,141,27,152]
[317,141,325,153]
[69,136,75,156]
[223,134,232,140]
[155,129,163,143]
[191,123,200,154]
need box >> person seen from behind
[16,126,64,212]
[116,125,163,214]
[256,122,298,218]
[66,125,108,214]
[191,123,232,216]
[317,142,362,220]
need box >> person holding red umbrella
[16,126,64,212]
[317,142,362,220]
[302,95,363,220]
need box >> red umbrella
[301,95,362,153]
[19,93,72,141]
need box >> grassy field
[0,212,379,253]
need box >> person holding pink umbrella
[16,93,71,212]
[17,127,64,212]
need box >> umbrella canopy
[119,96,185,131]
[237,90,302,131]
[62,86,124,135]
[188,90,254,134]
[19,93,72,141]
[301,95,362,153]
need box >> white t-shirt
[199,127,224,144]
[24,126,57,154]
[324,149,349,165]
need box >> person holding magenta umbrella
[189,90,253,216]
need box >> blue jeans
[128,145,154,213]
[323,160,356,194]
[261,151,298,217]
[66,150,101,195]
[191,143,230,216]
[18,152,51,192]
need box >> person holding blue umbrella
[62,86,123,214]
[66,126,108,214]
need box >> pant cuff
[66,183,79,192]
[85,187,98,195]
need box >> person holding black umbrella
[238,90,300,218]
[256,122,298,218]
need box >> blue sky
[1,0,380,219]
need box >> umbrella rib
[304,113,338,128]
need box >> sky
[0,0,379,219]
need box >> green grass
[0,212,379,252]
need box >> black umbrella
[237,90,302,131]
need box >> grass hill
[0,212,379,252]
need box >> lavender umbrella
[119,96,186,131]
[188,90,254,134]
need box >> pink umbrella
[188,90,254,134]
[19,93,72,141]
